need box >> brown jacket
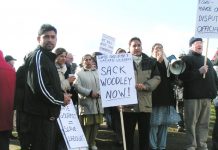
[123,53,160,113]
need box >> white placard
[195,0,218,38]
[99,34,115,54]
[97,53,137,108]
[58,101,88,150]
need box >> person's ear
[37,36,40,43]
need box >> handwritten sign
[99,34,115,54]
[195,0,218,38]
[58,101,88,150]
[97,53,137,108]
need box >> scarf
[133,55,142,65]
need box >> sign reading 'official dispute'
[195,0,218,38]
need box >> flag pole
[203,38,209,78]
[119,106,127,150]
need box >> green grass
[209,103,216,136]
[211,103,216,123]
[10,104,217,150]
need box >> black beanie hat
[189,37,202,47]
[5,55,16,62]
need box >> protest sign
[58,101,88,150]
[99,34,115,54]
[97,53,137,107]
[195,0,218,38]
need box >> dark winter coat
[180,50,218,99]
[152,60,175,107]
[23,46,64,118]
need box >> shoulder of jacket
[181,55,192,61]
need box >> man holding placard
[22,24,72,150]
[179,37,218,150]
[122,37,161,150]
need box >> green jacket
[123,53,161,113]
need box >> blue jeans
[149,125,168,150]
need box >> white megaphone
[167,55,186,75]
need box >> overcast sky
[0,0,217,69]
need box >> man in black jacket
[180,37,218,150]
[23,24,71,150]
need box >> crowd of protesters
[0,24,218,150]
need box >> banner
[97,53,137,107]
[58,101,88,150]
[195,0,218,38]
[99,34,115,54]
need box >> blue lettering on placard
[100,66,126,75]
[100,77,132,86]
[199,15,218,22]
[67,135,84,142]
[199,6,211,11]
[63,126,76,132]
[200,0,210,4]
[105,87,130,100]
[59,113,77,119]
[197,25,218,33]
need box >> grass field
[209,103,216,136]
[9,103,216,150]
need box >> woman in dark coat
[149,43,177,150]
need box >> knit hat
[4,55,16,62]
[189,37,202,47]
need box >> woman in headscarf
[150,43,177,150]
[74,54,103,150]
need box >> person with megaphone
[149,43,179,150]
[179,37,218,150]
[168,53,186,133]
